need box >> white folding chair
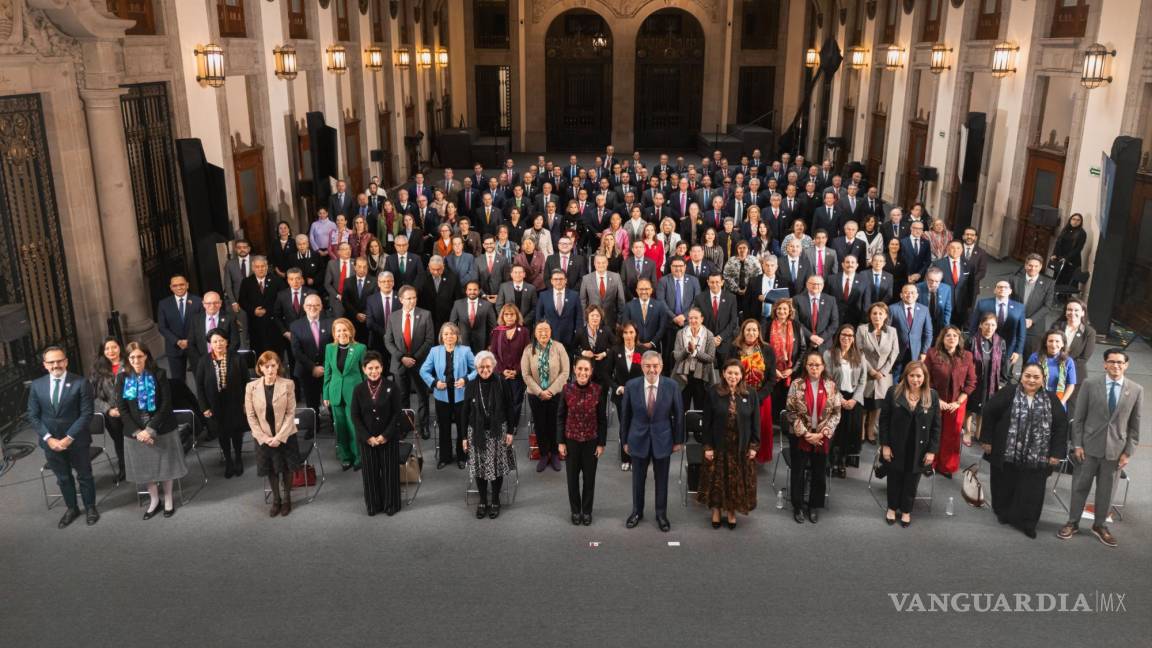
[40,412,120,510]
[263,407,326,504]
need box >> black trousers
[989,463,1048,534]
[298,373,323,411]
[208,418,244,462]
[831,392,864,464]
[167,352,188,384]
[104,414,125,475]
[477,476,504,505]
[611,392,631,464]
[631,453,671,517]
[682,377,710,412]
[788,442,827,510]
[394,366,429,433]
[435,399,464,461]
[43,442,96,511]
[565,438,599,514]
[360,440,401,515]
[528,395,560,456]
[885,469,923,513]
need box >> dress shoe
[224,462,235,479]
[656,516,671,532]
[550,453,562,471]
[85,508,100,526]
[1091,525,1117,547]
[571,513,582,526]
[420,428,431,440]
[900,517,911,528]
[488,504,500,519]
[163,505,176,518]
[280,500,292,517]
[476,504,488,519]
[58,508,81,529]
[711,518,722,529]
[436,460,450,470]
[143,505,162,521]
[116,469,127,483]
[366,509,377,517]
[940,472,953,480]
[626,512,643,528]
[806,508,819,524]
[1056,522,1079,540]
[270,503,282,517]
[885,511,897,526]
[341,462,352,472]
[725,518,737,530]
[620,462,631,471]
[536,455,550,472]
[793,508,805,524]
[581,513,592,526]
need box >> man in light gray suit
[384,285,435,438]
[222,238,253,346]
[1058,348,1142,547]
[439,168,462,204]
[495,264,539,327]
[578,253,626,330]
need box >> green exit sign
[1089,166,1101,176]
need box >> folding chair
[1050,440,1073,513]
[772,408,833,504]
[263,407,326,504]
[40,412,120,510]
[679,410,704,506]
[866,445,935,511]
[464,448,520,507]
[133,409,209,507]
[398,409,423,506]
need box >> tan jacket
[521,341,570,395]
[244,377,298,445]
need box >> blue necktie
[674,279,683,315]
[1108,382,1118,414]
[874,275,881,294]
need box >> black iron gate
[0,93,80,425]
[121,82,188,316]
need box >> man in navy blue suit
[933,241,972,326]
[621,351,685,532]
[535,270,583,349]
[889,284,933,370]
[289,294,333,410]
[156,274,202,384]
[901,221,932,284]
[621,278,670,351]
[969,280,1027,367]
[27,346,98,528]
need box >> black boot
[280,473,293,516]
[269,477,282,517]
[223,453,234,479]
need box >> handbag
[961,462,985,507]
[398,410,423,483]
[292,464,317,488]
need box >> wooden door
[233,146,268,253]
[1013,147,1065,260]
[378,109,394,187]
[837,104,856,170]
[900,120,928,211]
[344,118,363,192]
[1115,173,1152,336]
[633,9,704,150]
[547,62,610,151]
[866,112,887,185]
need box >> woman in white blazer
[856,302,900,445]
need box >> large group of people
[28,146,1140,546]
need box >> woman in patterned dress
[733,319,776,464]
[463,351,516,519]
[699,360,760,529]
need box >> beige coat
[521,341,570,395]
[244,377,298,445]
[856,324,899,399]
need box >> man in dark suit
[27,346,98,528]
[238,256,286,356]
[544,236,586,287]
[901,220,932,284]
[273,268,318,344]
[831,220,868,264]
[777,240,813,296]
[890,284,934,368]
[535,270,583,349]
[960,227,991,311]
[621,240,659,300]
[414,195,438,230]
[534,182,560,216]
[812,191,843,238]
[328,179,355,220]
[762,192,789,242]
[621,351,684,532]
[417,256,462,332]
[934,241,973,326]
[289,294,332,410]
[969,280,1028,366]
[1009,254,1055,353]
[323,242,355,318]
[188,291,239,374]
[475,235,510,299]
[342,258,377,343]
[450,280,498,352]
[351,192,379,234]
[668,178,694,220]
[794,275,840,351]
[384,286,435,437]
[862,186,885,222]
[861,253,896,307]
[496,265,539,327]
[621,278,670,351]
[384,236,424,288]
[579,254,627,330]
[684,245,717,292]
[838,184,864,226]
[473,192,504,237]
[917,267,953,335]
[438,169,461,204]
[407,172,433,203]
[291,234,324,290]
[457,177,481,217]
[826,255,868,326]
[365,272,400,359]
[156,274,202,384]
[881,207,909,245]
[692,273,740,360]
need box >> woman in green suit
[323,317,366,470]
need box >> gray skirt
[124,421,189,483]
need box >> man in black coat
[289,294,332,410]
[450,281,498,352]
[417,256,462,332]
[684,245,718,292]
[860,253,897,307]
[237,256,286,357]
[384,236,424,288]
[794,275,840,352]
[188,291,240,374]
[342,257,377,344]
[831,220,869,265]
[328,179,355,220]
[826,255,869,326]
[692,272,740,361]
[156,274,202,384]
[543,236,587,287]
[273,268,318,342]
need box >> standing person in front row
[28,346,98,528]
[558,357,607,526]
[858,302,899,446]
[420,322,477,470]
[323,318,365,471]
[350,351,403,517]
[785,351,842,524]
[522,321,571,472]
[699,360,760,530]
[463,351,516,520]
[878,361,940,527]
[195,329,249,478]
[1058,349,1142,547]
[621,351,685,532]
[118,342,188,520]
[979,362,1068,539]
[244,352,301,518]
[924,326,976,478]
[825,324,866,477]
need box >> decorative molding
[902,0,914,15]
[531,0,719,24]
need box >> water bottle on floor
[776,489,784,509]
[946,496,955,516]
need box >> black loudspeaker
[306,111,338,209]
[952,112,986,235]
[0,304,29,343]
[1087,136,1142,330]
[176,138,230,295]
[1031,205,1061,228]
[370,149,384,162]
[919,166,938,182]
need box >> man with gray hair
[417,255,461,331]
[621,350,684,532]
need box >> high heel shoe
[475,504,488,519]
[711,518,722,529]
[726,518,737,530]
[885,511,897,526]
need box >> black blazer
[611,346,645,392]
[289,317,334,380]
[194,352,249,434]
[187,311,240,369]
[701,386,761,453]
[350,380,403,444]
[572,326,617,386]
[877,387,941,472]
[979,385,1069,469]
[116,369,177,435]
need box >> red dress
[643,241,665,281]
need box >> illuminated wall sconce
[417,48,433,69]
[272,45,298,81]
[991,42,1019,78]
[326,44,348,74]
[394,48,411,69]
[194,44,225,88]
[591,31,609,50]
[364,46,384,71]
[1080,43,1116,89]
[805,47,820,69]
[436,48,449,68]
[848,46,869,70]
[929,43,952,74]
[884,45,905,70]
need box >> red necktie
[403,313,413,351]
[816,252,824,276]
[469,301,476,326]
[906,306,914,328]
[562,256,568,272]
[952,260,959,284]
[292,291,301,313]
[712,295,719,320]
[599,275,606,298]
[811,298,819,328]
[843,277,851,297]
[487,255,494,273]
[338,261,348,294]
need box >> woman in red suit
[732,319,776,464]
[923,325,976,477]
[640,222,665,281]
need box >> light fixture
[591,31,609,50]
[194,44,225,88]
[805,47,820,69]
[929,43,952,74]
[326,44,348,74]
[364,46,384,71]
[848,46,869,70]
[884,45,905,70]
[417,48,433,69]
[394,48,411,69]
[436,48,449,68]
[1080,43,1116,89]
[991,41,1019,78]
[272,45,298,81]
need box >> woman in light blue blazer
[446,236,478,286]
[421,322,477,469]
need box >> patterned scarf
[213,354,228,392]
[535,340,553,390]
[122,372,157,413]
[1039,356,1068,397]
[770,319,794,386]
[1003,388,1054,469]
[972,334,1004,401]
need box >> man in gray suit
[804,230,839,279]
[1058,349,1142,547]
[384,285,435,438]
[222,238,253,346]
[475,235,509,300]
[439,168,462,204]
[450,281,498,352]
[324,242,355,317]
[578,253,626,329]
[495,265,539,327]
[1009,254,1055,354]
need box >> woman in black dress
[611,322,645,472]
[1049,212,1086,283]
[884,237,908,289]
[980,362,1068,539]
[878,361,940,527]
[195,328,249,478]
[700,360,760,529]
[244,351,301,517]
[350,351,403,516]
[558,357,607,525]
[89,337,126,481]
[572,305,616,391]
[463,351,516,519]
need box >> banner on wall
[1098,151,1115,233]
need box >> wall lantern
[326,44,348,74]
[436,48,449,68]
[417,48,433,69]
[991,42,1019,78]
[272,45,298,81]
[805,47,820,69]
[1080,43,1116,89]
[591,31,609,50]
[364,46,385,71]
[929,43,952,74]
[194,44,225,88]
[884,45,905,70]
[848,46,869,70]
[394,48,411,69]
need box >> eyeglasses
[1104,360,1127,365]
